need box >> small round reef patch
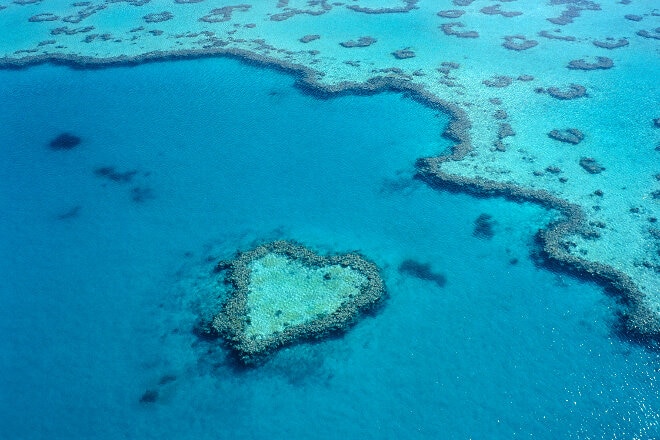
[212,241,385,365]
[49,132,81,150]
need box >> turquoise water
[1,57,658,438]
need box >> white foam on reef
[0,1,658,329]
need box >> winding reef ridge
[1,0,658,338]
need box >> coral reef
[28,13,58,22]
[1,0,659,344]
[592,38,628,49]
[49,133,81,150]
[502,35,538,51]
[93,166,138,183]
[548,128,585,144]
[480,4,522,17]
[547,1,599,26]
[567,56,613,70]
[579,157,605,174]
[131,186,155,202]
[637,29,660,40]
[347,0,418,14]
[483,76,513,88]
[392,48,415,59]
[437,10,464,19]
[398,259,447,287]
[63,4,106,23]
[199,5,250,23]
[538,30,576,41]
[143,11,173,23]
[340,36,377,48]
[441,22,479,38]
[139,389,158,404]
[212,241,385,364]
[51,26,95,36]
[299,34,320,43]
[538,83,587,100]
[473,213,496,239]
[624,14,642,22]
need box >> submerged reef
[441,22,479,38]
[347,0,418,14]
[49,133,81,150]
[480,4,522,17]
[473,213,496,239]
[299,34,320,43]
[538,83,588,100]
[502,35,538,51]
[579,157,605,174]
[212,241,385,364]
[93,166,138,183]
[340,36,377,48]
[567,57,613,70]
[143,11,173,23]
[483,75,513,88]
[548,128,585,144]
[199,5,250,23]
[592,37,629,49]
[437,10,465,19]
[398,259,447,288]
[2,0,659,345]
[28,13,58,22]
[538,30,576,41]
[392,48,415,59]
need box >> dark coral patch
[483,76,513,88]
[498,123,515,139]
[51,25,94,35]
[579,157,605,174]
[538,30,576,41]
[398,259,447,288]
[567,56,613,70]
[480,4,522,17]
[624,14,642,22]
[347,0,418,14]
[94,166,138,183]
[592,38,629,49]
[49,133,81,150]
[299,34,320,43]
[131,186,155,203]
[437,10,464,18]
[340,36,377,48]
[139,389,158,404]
[473,213,496,239]
[503,35,538,51]
[28,13,59,22]
[538,83,587,100]
[548,128,585,144]
[392,48,415,59]
[143,11,173,23]
[56,205,81,220]
[637,29,660,40]
[441,22,479,38]
[199,5,251,23]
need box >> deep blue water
[1,57,658,439]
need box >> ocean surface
[0,56,658,439]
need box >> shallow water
[1,56,658,438]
